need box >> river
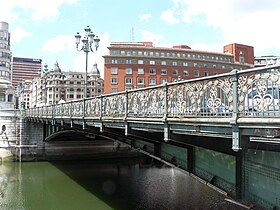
[0,157,251,210]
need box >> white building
[19,61,104,108]
[0,21,14,110]
[254,55,280,67]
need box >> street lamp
[40,63,49,106]
[75,26,100,99]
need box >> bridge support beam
[187,146,195,173]
[231,69,240,152]
[125,122,131,136]
[154,142,161,157]
[232,125,240,152]
[163,122,170,142]
[235,150,243,199]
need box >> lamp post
[40,64,49,106]
[74,26,100,99]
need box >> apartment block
[103,42,254,94]
[12,57,42,88]
[19,61,104,108]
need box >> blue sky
[1,0,280,78]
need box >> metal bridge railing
[25,65,280,120]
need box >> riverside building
[12,57,42,88]
[0,21,14,109]
[19,61,104,108]
[254,55,280,67]
[103,42,254,94]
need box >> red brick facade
[103,42,254,94]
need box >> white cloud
[140,29,164,45]
[166,0,280,54]
[11,27,32,43]
[138,13,152,21]
[42,35,75,53]
[0,0,79,22]
[160,8,180,24]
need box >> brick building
[103,42,254,94]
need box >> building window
[161,78,167,84]
[0,93,5,102]
[126,51,131,56]
[137,78,144,84]
[161,69,167,75]
[70,94,74,98]
[204,71,209,76]
[149,78,156,85]
[126,59,132,64]
[69,88,74,92]
[77,95,81,99]
[161,61,166,65]
[8,94,13,102]
[138,51,142,55]
[172,61,177,66]
[126,68,132,74]
[183,70,189,76]
[121,50,125,55]
[172,70,178,75]
[150,60,155,65]
[194,63,198,67]
[111,78,118,84]
[183,62,188,66]
[112,59,118,64]
[149,68,156,74]
[111,88,118,93]
[125,77,132,84]
[138,68,144,74]
[111,67,118,74]
[194,70,199,77]
[138,60,143,64]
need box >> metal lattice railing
[25,65,280,119]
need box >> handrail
[25,65,280,120]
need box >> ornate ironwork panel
[72,101,83,117]
[238,67,280,116]
[85,98,101,118]
[168,77,233,117]
[128,87,165,118]
[103,94,126,118]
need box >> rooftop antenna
[130,27,134,42]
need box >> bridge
[24,65,280,209]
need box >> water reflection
[0,158,254,210]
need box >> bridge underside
[24,117,279,210]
